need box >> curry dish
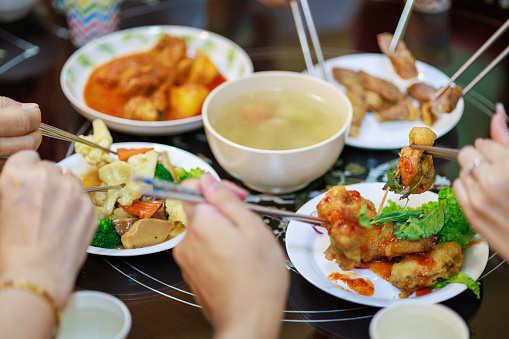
[84,34,226,121]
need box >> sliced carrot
[117,148,154,162]
[122,200,163,218]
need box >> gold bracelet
[0,279,61,327]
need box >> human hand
[173,175,290,339]
[453,104,509,260]
[0,151,97,309]
[0,97,42,158]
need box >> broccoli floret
[91,219,122,248]
[154,163,174,182]
[175,167,205,182]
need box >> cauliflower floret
[165,199,187,226]
[75,119,116,168]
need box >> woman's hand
[0,151,97,308]
[174,175,290,339]
[0,97,42,158]
[453,104,509,260]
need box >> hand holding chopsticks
[40,122,116,154]
[132,176,328,226]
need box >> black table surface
[1,0,508,338]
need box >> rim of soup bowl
[202,71,353,155]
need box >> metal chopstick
[40,123,117,154]
[290,0,326,80]
[84,184,124,193]
[133,176,328,226]
[433,18,509,101]
[389,0,415,54]
[409,144,459,161]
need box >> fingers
[490,103,509,147]
[199,175,259,230]
[0,103,41,137]
[1,150,41,169]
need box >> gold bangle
[0,279,61,327]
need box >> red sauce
[403,253,436,275]
[416,288,432,297]
[328,272,374,296]
[466,239,485,248]
[367,260,395,282]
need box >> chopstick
[462,45,509,95]
[389,0,415,54]
[84,184,124,193]
[40,123,117,155]
[133,176,328,226]
[290,0,326,80]
[433,18,509,101]
[409,144,458,161]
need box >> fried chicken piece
[358,71,405,103]
[420,101,438,126]
[390,241,463,294]
[346,89,368,138]
[150,34,187,70]
[407,83,437,102]
[318,186,436,270]
[398,127,437,194]
[377,32,419,80]
[373,98,419,122]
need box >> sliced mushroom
[121,218,174,249]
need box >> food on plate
[208,88,344,150]
[317,185,479,298]
[377,32,419,80]
[76,119,205,249]
[384,127,437,196]
[84,34,226,122]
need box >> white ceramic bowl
[202,71,353,194]
[369,302,469,339]
[60,25,253,136]
[57,291,131,339]
[0,0,39,23]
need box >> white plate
[60,25,253,136]
[57,142,220,256]
[315,53,464,149]
[286,182,488,307]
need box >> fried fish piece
[389,241,463,294]
[373,98,419,122]
[432,85,463,114]
[377,32,419,80]
[407,83,437,102]
[346,89,368,138]
[358,71,405,103]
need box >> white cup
[57,291,131,339]
[369,302,469,339]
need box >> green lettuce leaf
[393,206,448,240]
[431,272,480,299]
[357,204,373,228]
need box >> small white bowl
[57,291,131,339]
[60,25,253,136]
[0,0,39,23]
[369,302,469,339]
[202,71,353,194]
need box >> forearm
[0,288,57,339]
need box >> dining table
[1,0,509,338]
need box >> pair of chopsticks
[84,184,124,193]
[409,144,458,161]
[290,0,326,80]
[40,123,117,155]
[433,18,509,100]
[130,176,328,226]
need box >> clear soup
[210,88,344,150]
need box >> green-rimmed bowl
[60,25,253,135]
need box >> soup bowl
[202,71,353,194]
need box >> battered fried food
[398,127,437,194]
[373,98,419,122]
[390,241,463,294]
[377,32,419,80]
[318,186,436,271]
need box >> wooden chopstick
[83,184,124,193]
[290,0,326,80]
[389,0,415,53]
[40,123,117,155]
[433,18,509,101]
[409,144,458,161]
[133,176,328,226]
